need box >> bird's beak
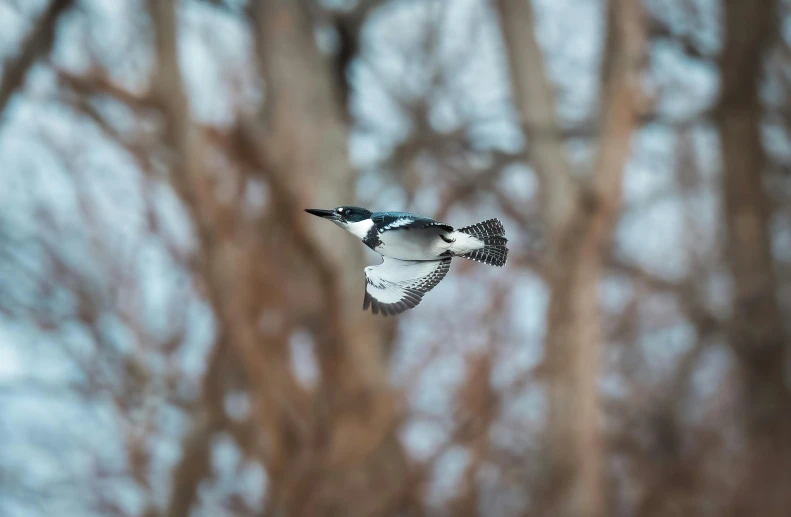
[304,208,338,220]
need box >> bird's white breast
[378,227,449,260]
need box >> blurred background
[0,0,789,516]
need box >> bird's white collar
[339,218,374,240]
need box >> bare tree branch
[0,0,74,120]
[495,0,577,233]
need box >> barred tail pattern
[457,218,509,267]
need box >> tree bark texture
[497,1,644,516]
[147,1,413,516]
[717,1,791,515]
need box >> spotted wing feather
[363,257,451,316]
[372,212,453,233]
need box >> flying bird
[304,206,508,316]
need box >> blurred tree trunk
[147,1,414,516]
[496,1,643,516]
[717,1,791,515]
[250,3,415,515]
[494,0,575,236]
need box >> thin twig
[0,0,74,120]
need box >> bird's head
[304,206,373,233]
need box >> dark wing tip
[364,292,425,316]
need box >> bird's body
[305,206,508,316]
[341,211,483,261]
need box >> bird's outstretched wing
[363,257,451,316]
[372,212,454,233]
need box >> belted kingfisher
[305,206,508,316]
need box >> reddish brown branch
[0,0,74,119]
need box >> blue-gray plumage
[372,212,454,233]
[305,206,508,316]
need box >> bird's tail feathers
[457,218,508,267]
